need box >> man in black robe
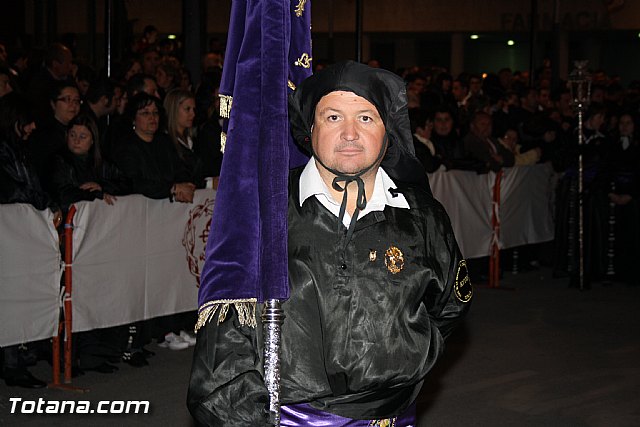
[188,61,471,426]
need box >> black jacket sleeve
[187,308,270,427]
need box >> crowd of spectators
[0,29,638,387]
[0,28,224,388]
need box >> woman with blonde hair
[163,88,205,187]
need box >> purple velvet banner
[198,0,312,307]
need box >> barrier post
[488,171,503,288]
[49,205,87,392]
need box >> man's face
[619,114,634,137]
[312,91,386,176]
[434,112,453,136]
[469,77,482,94]
[452,81,468,101]
[471,114,492,139]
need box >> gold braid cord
[195,298,257,332]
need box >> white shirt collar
[299,158,409,227]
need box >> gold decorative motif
[195,298,257,332]
[454,259,473,303]
[219,94,233,119]
[288,80,296,91]
[369,249,377,262]
[384,245,404,274]
[294,0,307,17]
[220,131,226,154]
[294,53,312,69]
[369,418,396,427]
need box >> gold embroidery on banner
[219,94,233,119]
[454,259,473,303]
[294,53,312,69]
[220,131,226,154]
[384,245,404,274]
[195,298,258,332]
[368,418,396,427]
[294,0,307,17]
[288,80,296,91]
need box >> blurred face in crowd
[142,50,161,75]
[501,129,518,151]
[176,97,196,134]
[0,73,12,97]
[125,61,142,81]
[470,113,492,139]
[618,114,634,137]
[0,43,7,63]
[134,102,160,141]
[452,81,468,102]
[537,88,552,110]
[408,78,426,94]
[67,124,93,156]
[113,86,127,115]
[156,67,172,90]
[52,48,73,80]
[17,121,36,141]
[52,87,81,125]
[469,76,483,94]
[142,77,159,98]
[434,111,454,136]
[587,112,605,131]
[312,91,386,177]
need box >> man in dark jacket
[188,61,472,426]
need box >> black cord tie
[332,174,367,245]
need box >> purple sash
[281,402,416,426]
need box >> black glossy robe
[188,167,472,425]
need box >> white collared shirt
[299,158,410,228]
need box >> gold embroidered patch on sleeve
[454,259,473,303]
[294,53,312,69]
[384,245,404,274]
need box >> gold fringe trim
[195,298,257,332]
[294,0,307,17]
[220,131,226,154]
[219,94,233,119]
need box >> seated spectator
[463,111,515,173]
[49,114,120,209]
[164,88,205,187]
[113,92,195,202]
